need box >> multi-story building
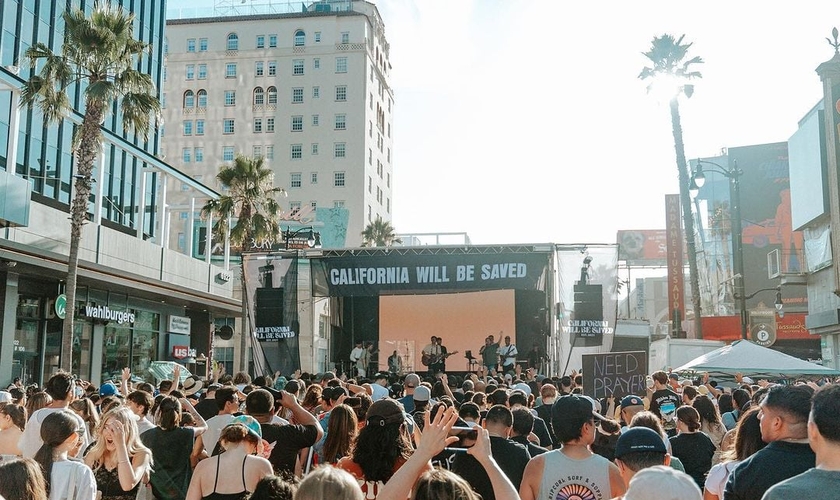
[162,0,394,252]
[0,1,237,386]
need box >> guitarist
[422,336,444,375]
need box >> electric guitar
[421,350,458,367]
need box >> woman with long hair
[471,392,487,411]
[69,398,99,438]
[717,393,734,415]
[669,406,716,490]
[25,391,52,419]
[0,403,26,456]
[301,385,323,415]
[0,457,48,500]
[186,417,273,500]
[703,407,766,500]
[337,399,419,499]
[84,406,152,500]
[33,410,97,499]
[320,404,358,464]
[693,396,726,464]
[142,395,207,500]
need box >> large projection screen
[378,290,516,374]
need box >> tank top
[202,455,248,500]
[537,450,612,500]
[94,462,141,500]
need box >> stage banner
[311,252,549,297]
[582,351,647,400]
[242,254,301,376]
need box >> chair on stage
[465,350,479,371]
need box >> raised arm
[180,397,208,436]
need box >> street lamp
[734,285,784,318]
[690,159,749,338]
[281,226,321,250]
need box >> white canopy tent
[673,340,840,380]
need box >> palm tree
[202,155,285,373]
[20,3,160,372]
[639,34,704,338]
[361,216,402,247]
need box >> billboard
[616,230,668,265]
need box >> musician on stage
[527,341,547,372]
[350,341,366,378]
[499,335,518,373]
[387,349,403,375]
[421,336,443,375]
[479,334,500,373]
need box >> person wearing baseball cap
[620,394,647,432]
[614,427,670,489]
[520,394,625,500]
[398,373,422,413]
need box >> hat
[742,377,754,384]
[226,415,262,440]
[504,373,513,382]
[551,394,606,426]
[696,385,710,396]
[182,376,203,396]
[614,427,667,458]
[512,383,532,397]
[99,383,118,397]
[668,373,680,380]
[365,399,406,427]
[404,373,421,388]
[0,391,12,403]
[535,375,547,383]
[413,385,431,402]
[679,379,692,387]
[620,395,644,409]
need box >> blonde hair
[295,465,363,500]
[86,406,151,470]
[412,468,480,500]
[624,465,702,500]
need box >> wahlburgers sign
[81,305,136,325]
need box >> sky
[168,0,840,245]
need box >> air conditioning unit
[767,249,781,279]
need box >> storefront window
[215,346,234,375]
[15,296,41,385]
[100,309,159,384]
[72,323,93,381]
[41,318,62,383]
[102,325,131,383]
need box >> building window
[311,172,318,184]
[183,120,193,135]
[214,345,235,376]
[256,61,264,76]
[198,64,207,79]
[291,144,302,159]
[267,86,277,104]
[310,201,317,208]
[291,116,303,132]
[266,117,275,132]
[293,59,304,75]
[186,64,195,80]
[312,143,319,155]
[314,58,320,69]
[256,35,265,48]
[368,205,372,221]
[227,33,239,51]
[294,30,305,46]
[313,86,320,98]
[253,87,264,105]
[336,57,347,73]
[289,201,302,213]
[312,114,319,126]
[387,173,390,188]
[184,90,195,108]
[196,119,205,135]
[161,93,166,108]
[292,88,304,103]
[334,172,345,187]
[334,143,346,158]
[223,146,235,161]
[335,85,347,101]
[268,61,277,76]
[341,32,349,43]
[197,89,207,107]
[183,148,191,162]
[199,38,208,51]
[315,32,321,43]
[195,148,204,162]
[291,173,302,188]
[254,118,263,133]
[266,146,274,160]
[253,146,262,158]
[225,90,236,106]
[269,34,277,48]
[335,114,346,130]
[387,198,390,213]
[163,65,167,82]
[187,38,196,52]
[226,63,237,78]
[223,119,235,134]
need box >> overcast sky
[169,0,840,245]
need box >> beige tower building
[162,0,394,252]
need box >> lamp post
[690,159,747,338]
[281,226,322,250]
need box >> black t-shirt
[649,388,681,430]
[534,404,556,445]
[452,436,530,500]
[141,427,194,500]
[669,431,716,489]
[260,423,320,475]
[194,397,219,421]
[724,440,816,500]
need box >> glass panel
[42,318,61,383]
[72,322,93,381]
[131,330,157,378]
[102,326,131,383]
[14,317,40,385]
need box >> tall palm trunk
[669,97,703,338]
[61,100,105,372]
[238,265,249,373]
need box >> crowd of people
[0,363,836,500]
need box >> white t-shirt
[350,347,365,363]
[203,413,236,454]
[704,460,741,496]
[19,407,90,459]
[49,459,97,500]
